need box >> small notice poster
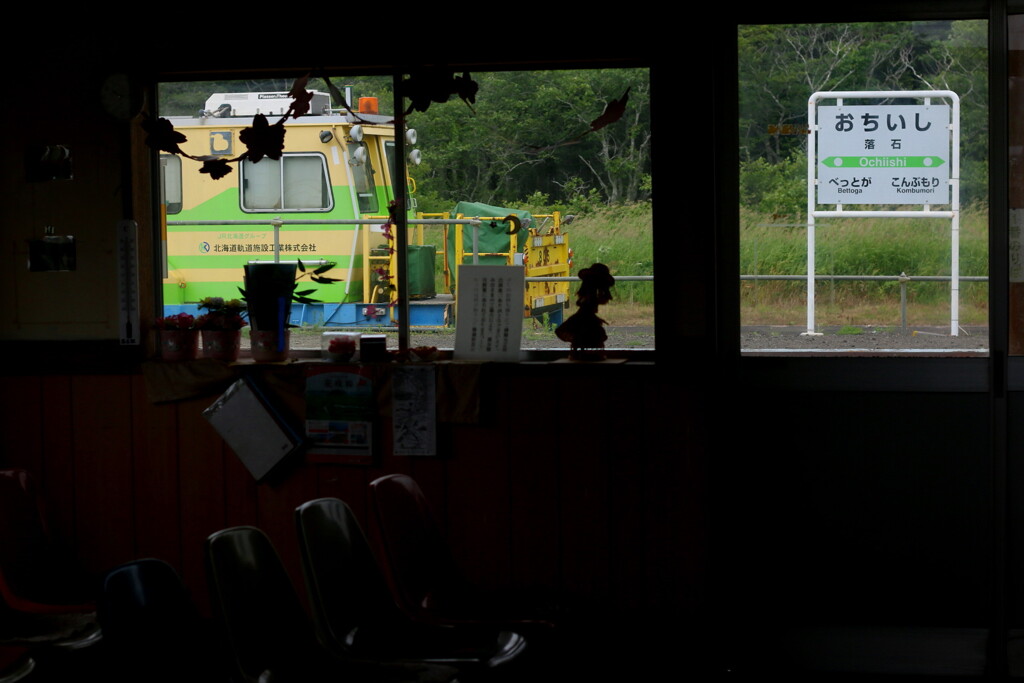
[305,366,374,461]
[453,265,524,361]
[392,365,436,456]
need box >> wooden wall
[0,364,705,618]
[723,385,994,627]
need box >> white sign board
[817,104,950,205]
[453,265,524,361]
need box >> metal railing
[741,273,988,331]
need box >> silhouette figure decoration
[555,263,615,360]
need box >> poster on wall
[305,366,375,463]
[392,365,436,456]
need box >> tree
[408,69,651,207]
[158,70,654,209]
[738,20,988,209]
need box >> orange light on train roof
[358,97,378,115]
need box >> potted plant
[240,260,339,362]
[196,297,248,362]
[154,312,198,361]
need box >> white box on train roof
[204,91,332,118]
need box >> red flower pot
[249,329,290,363]
[202,330,241,362]
[159,330,199,361]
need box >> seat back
[295,498,405,649]
[0,647,33,683]
[0,470,52,603]
[205,526,318,683]
[99,558,213,680]
[99,559,194,643]
[0,469,93,611]
[368,474,462,614]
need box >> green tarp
[446,201,533,292]
[407,244,436,299]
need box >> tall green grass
[561,203,654,306]
[741,207,989,325]
[414,201,984,327]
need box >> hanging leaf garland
[141,113,188,155]
[286,74,315,119]
[198,156,233,180]
[144,69,482,178]
[238,114,286,163]
[402,68,478,115]
[143,74,312,179]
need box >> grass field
[409,201,985,330]
[741,207,989,326]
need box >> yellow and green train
[160,91,571,327]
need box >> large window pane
[158,73,653,353]
[739,21,988,355]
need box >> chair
[295,497,526,668]
[0,469,101,650]
[0,647,33,683]
[368,474,555,631]
[205,526,458,683]
[98,558,219,681]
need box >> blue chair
[98,558,220,681]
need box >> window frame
[720,4,1004,390]
[160,154,183,215]
[150,62,658,363]
[239,152,334,213]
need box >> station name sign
[817,104,950,205]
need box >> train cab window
[160,154,182,214]
[241,153,333,212]
[347,143,379,214]
[382,140,414,209]
[384,140,397,188]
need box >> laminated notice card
[305,366,374,462]
[203,377,302,482]
[453,265,524,361]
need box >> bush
[740,153,806,217]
